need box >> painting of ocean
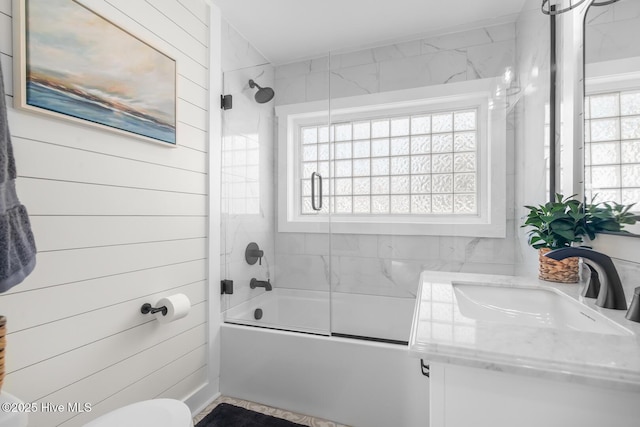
[22,0,176,145]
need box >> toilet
[83,399,193,427]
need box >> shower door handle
[311,172,323,211]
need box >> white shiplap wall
[0,1,211,426]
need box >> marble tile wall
[584,0,640,64]
[273,22,521,298]
[275,22,517,105]
[220,21,276,311]
[221,20,270,72]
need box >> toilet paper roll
[154,294,191,324]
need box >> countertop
[409,271,640,392]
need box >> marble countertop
[409,271,640,392]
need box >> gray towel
[0,60,36,292]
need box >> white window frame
[276,78,506,237]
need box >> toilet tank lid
[83,399,192,427]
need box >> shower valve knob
[245,242,264,265]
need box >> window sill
[277,215,506,237]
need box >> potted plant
[522,194,589,283]
[522,194,637,283]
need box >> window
[584,89,640,206]
[299,109,479,216]
[276,79,506,237]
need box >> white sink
[453,283,632,336]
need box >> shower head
[248,79,275,104]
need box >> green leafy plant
[522,194,589,250]
[522,194,638,250]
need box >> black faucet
[545,247,627,310]
[250,278,272,291]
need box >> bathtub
[221,289,429,427]
[224,289,331,335]
[223,288,416,342]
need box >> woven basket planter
[0,316,5,391]
[538,248,579,283]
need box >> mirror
[583,0,640,234]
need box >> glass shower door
[221,55,333,335]
[220,63,278,327]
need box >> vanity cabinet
[429,363,640,427]
[410,271,640,427]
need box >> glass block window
[585,90,640,207]
[299,109,478,215]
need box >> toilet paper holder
[140,294,191,323]
[140,303,168,316]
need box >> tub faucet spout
[545,247,627,310]
[250,278,272,291]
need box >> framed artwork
[13,0,177,146]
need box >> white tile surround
[585,0,640,64]
[272,21,521,297]
[274,22,517,105]
[219,4,556,301]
